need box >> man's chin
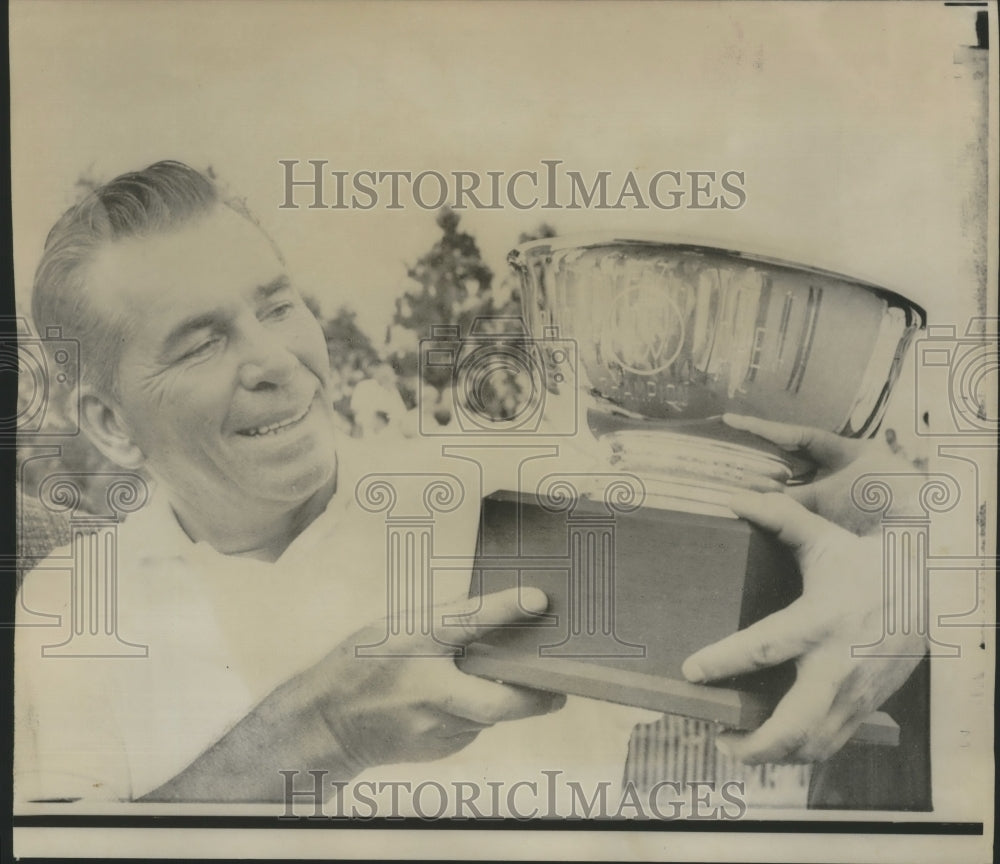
[263,450,338,501]
[226,406,338,504]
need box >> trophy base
[459,490,898,746]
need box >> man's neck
[168,471,339,563]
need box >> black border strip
[10,816,984,834]
[2,0,19,858]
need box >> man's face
[88,205,338,513]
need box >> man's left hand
[681,491,926,764]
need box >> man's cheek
[298,323,332,381]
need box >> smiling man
[16,161,929,812]
[16,162,616,805]
[78,200,339,561]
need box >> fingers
[723,413,860,470]
[439,670,567,725]
[728,490,850,552]
[437,587,549,647]
[786,651,921,762]
[714,659,895,765]
[424,589,565,726]
[715,701,868,765]
[784,479,820,513]
[709,642,922,764]
[682,599,820,682]
[714,672,839,764]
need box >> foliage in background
[18,192,558,514]
[385,209,557,420]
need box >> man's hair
[31,160,257,398]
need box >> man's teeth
[243,405,310,437]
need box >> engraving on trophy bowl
[509,236,926,502]
[605,284,686,377]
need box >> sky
[10,0,990,345]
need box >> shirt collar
[124,441,367,567]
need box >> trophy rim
[507,232,927,324]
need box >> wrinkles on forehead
[84,206,285,361]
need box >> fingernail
[727,490,766,514]
[681,658,705,683]
[520,588,548,614]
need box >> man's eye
[264,302,295,320]
[179,337,221,362]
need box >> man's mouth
[237,401,313,437]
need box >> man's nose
[236,326,298,390]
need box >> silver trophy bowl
[509,236,925,508]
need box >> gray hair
[31,161,268,398]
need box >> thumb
[723,414,860,471]
[439,587,549,646]
[729,490,850,554]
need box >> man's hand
[144,587,563,802]
[722,412,912,536]
[680,415,929,764]
[300,587,565,771]
[682,492,925,763]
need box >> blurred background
[10,0,993,813]
[12,1,990,511]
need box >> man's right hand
[142,587,563,802]
[295,586,565,771]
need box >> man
[16,161,928,809]
[15,161,644,808]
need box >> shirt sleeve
[14,561,134,803]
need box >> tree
[321,306,380,372]
[387,211,559,422]
[388,208,497,388]
[317,305,381,421]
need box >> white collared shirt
[15,437,653,814]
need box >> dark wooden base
[457,490,898,746]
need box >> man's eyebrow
[256,275,291,300]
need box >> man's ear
[79,387,145,470]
